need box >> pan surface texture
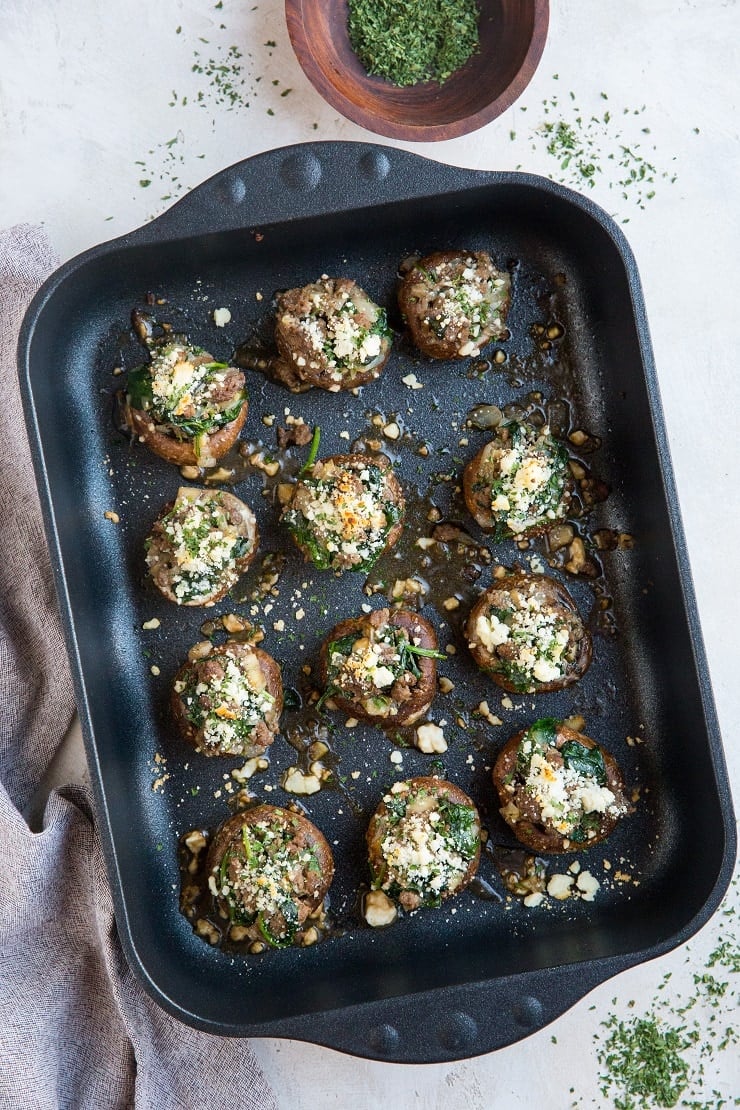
[18,142,735,1061]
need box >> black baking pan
[18,142,735,1062]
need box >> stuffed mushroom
[146,486,258,606]
[281,453,404,573]
[466,570,591,694]
[318,608,443,725]
[398,250,510,360]
[206,806,334,948]
[367,777,481,912]
[493,718,632,853]
[274,277,392,392]
[172,641,283,758]
[125,335,248,466]
[463,421,571,539]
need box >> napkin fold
[0,224,277,1110]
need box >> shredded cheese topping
[414,253,510,356]
[381,813,467,897]
[149,489,251,603]
[285,458,400,571]
[375,783,479,903]
[472,579,579,689]
[179,651,274,754]
[483,423,569,534]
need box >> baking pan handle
[120,142,489,245]
[271,959,625,1062]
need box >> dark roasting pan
[18,142,735,1062]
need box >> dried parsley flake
[347,0,480,87]
[599,1015,696,1108]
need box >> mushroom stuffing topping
[206,807,334,948]
[398,250,511,360]
[318,608,444,725]
[274,277,392,392]
[463,421,571,538]
[172,641,283,758]
[493,718,632,853]
[466,570,592,694]
[366,777,481,911]
[146,487,258,606]
[281,453,405,573]
[125,336,248,466]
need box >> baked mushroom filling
[322,623,443,717]
[147,491,252,603]
[282,282,391,381]
[284,461,401,571]
[176,654,275,754]
[373,784,479,907]
[210,819,322,947]
[416,256,510,355]
[473,585,583,691]
[506,719,628,841]
[127,340,246,450]
[482,423,569,535]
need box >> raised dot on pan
[279,151,322,191]
[359,150,390,181]
[511,995,544,1028]
[367,1023,400,1056]
[214,176,247,205]
[438,1011,478,1051]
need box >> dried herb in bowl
[347,0,480,88]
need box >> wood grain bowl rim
[285,0,550,142]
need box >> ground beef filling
[473,581,585,691]
[177,652,274,754]
[211,819,323,944]
[284,459,400,572]
[481,423,569,535]
[147,491,251,603]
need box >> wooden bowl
[285,0,549,142]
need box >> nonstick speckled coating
[18,143,735,1061]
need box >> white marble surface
[2,0,739,1105]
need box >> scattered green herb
[515,84,679,218]
[598,1014,696,1108]
[347,0,479,88]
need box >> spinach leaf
[282,687,301,712]
[516,717,560,775]
[528,718,559,749]
[327,634,360,662]
[299,425,321,475]
[285,515,333,570]
[126,364,153,409]
[561,740,607,785]
[439,800,478,858]
[232,535,254,561]
[257,900,298,948]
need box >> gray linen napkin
[0,224,277,1110]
